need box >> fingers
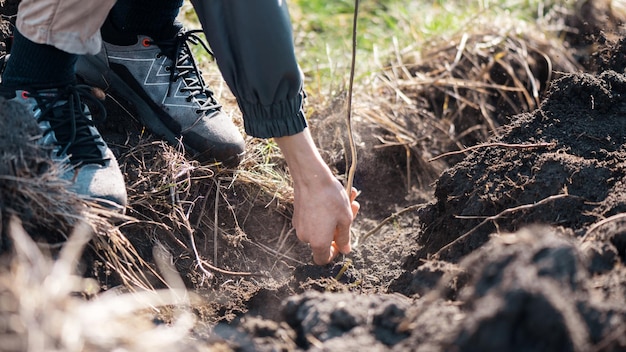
[311,187,359,265]
[311,241,338,265]
[304,188,362,265]
[351,200,360,220]
[350,187,360,200]
[311,222,351,265]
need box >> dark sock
[2,29,77,89]
[107,0,184,43]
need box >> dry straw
[0,96,205,351]
[1,216,200,352]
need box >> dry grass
[0,215,205,352]
[359,8,582,177]
[304,3,586,195]
[0,97,84,239]
[0,96,204,350]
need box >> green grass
[289,0,571,99]
[180,1,572,102]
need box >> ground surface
[2,1,626,351]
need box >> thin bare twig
[581,213,626,242]
[214,178,221,265]
[250,240,306,266]
[433,193,570,259]
[429,141,556,162]
[175,207,255,278]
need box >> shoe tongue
[52,114,75,145]
[153,24,185,57]
[59,129,104,166]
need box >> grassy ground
[289,0,572,99]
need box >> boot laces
[27,85,109,166]
[150,30,222,115]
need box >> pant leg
[16,0,117,54]
[190,0,308,139]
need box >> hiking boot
[2,85,127,211]
[75,25,245,167]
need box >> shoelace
[150,30,222,115]
[27,85,109,166]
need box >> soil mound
[396,226,626,352]
[220,37,626,351]
[406,69,626,266]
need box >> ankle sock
[107,0,184,44]
[2,29,77,89]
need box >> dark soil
[3,1,626,351]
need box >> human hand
[274,129,360,265]
[292,184,360,265]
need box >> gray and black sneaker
[76,24,245,167]
[3,85,127,211]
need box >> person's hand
[275,129,360,265]
[293,183,360,264]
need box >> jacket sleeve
[190,0,308,139]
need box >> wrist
[274,129,336,187]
